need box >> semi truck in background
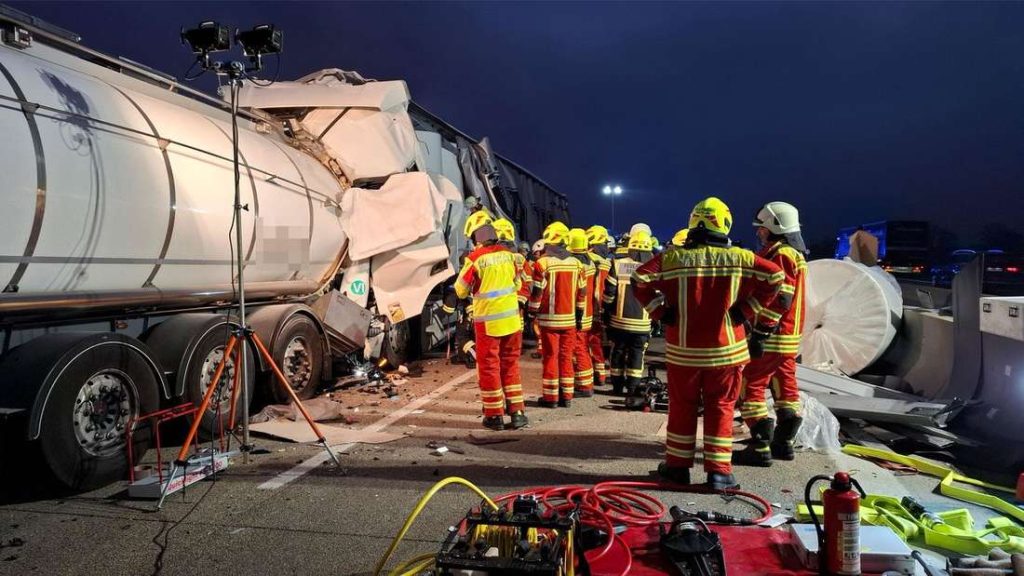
[835,220,930,276]
[0,6,569,490]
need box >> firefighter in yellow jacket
[455,212,528,430]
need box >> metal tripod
[157,70,339,510]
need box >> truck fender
[246,304,331,378]
[140,313,239,399]
[0,333,167,440]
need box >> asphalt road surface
[0,340,960,575]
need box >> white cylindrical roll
[800,259,903,375]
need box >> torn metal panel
[370,231,454,325]
[812,395,953,427]
[309,289,373,355]
[239,75,422,182]
[340,172,451,261]
[796,365,918,400]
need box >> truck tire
[181,327,256,440]
[38,341,159,491]
[265,314,323,404]
[381,317,416,369]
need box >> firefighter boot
[657,463,691,485]
[558,397,572,409]
[623,377,645,410]
[733,418,775,467]
[482,415,505,431]
[510,411,529,429]
[771,408,803,460]
[706,472,740,491]
[538,398,559,409]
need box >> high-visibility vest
[529,247,585,329]
[603,256,652,334]
[633,244,784,368]
[454,244,522,337]
[757,242,807,355]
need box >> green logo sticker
[349,279,367,296]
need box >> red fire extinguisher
[804,472,867,576]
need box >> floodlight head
[613,185,622,195]
[602,185,612,196]
[237,24,283,58]
[181,21,231,55]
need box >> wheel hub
[73,371,134,457]
[283,337,312,390]
[199,346,236,412]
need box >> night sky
[11,1,1024,249]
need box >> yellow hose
[388,553,436,576]
[373,476,500,576]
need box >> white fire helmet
[752,202,801,235]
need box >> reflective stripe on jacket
[455,244,522,337]
[632,245,783,367]
[588,252,611,316]
[757,242,807,355]
[529,246,585,329]
[573,254,597,331]
[603,256,652,333]
[516,254,533,305]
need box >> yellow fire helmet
[627,230,653,251]
[651,236,661,250]
[688,196,732,236]
[585,225,610,246]
[492,218,515,241]
[671,228,689,247]
[568,228,589,253]
[542,221,570,245]
[464,210,493,238]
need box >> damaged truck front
[0,8,568,491]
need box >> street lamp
[602,184,623,232]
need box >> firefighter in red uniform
[586,225,613,386]
[568,228,598,397]
[529,222,586,408]
[734,202,808,466]
[529,239,545,360]
[633,197,784,489]
[455,212,528,430]
[604,231,654,396]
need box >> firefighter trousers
[739,353,801,428]
[665,363,743,475]
[573,328,594,393]
[540,327,576,401]
[474,324,525,417]
[607,328,649,391]
[587,322,607,384]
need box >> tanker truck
[0,7,569,490]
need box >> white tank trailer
[0,8,569,490]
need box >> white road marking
[257,369,478,490]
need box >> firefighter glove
[728,304,748,328]
[575,309,584,331]
[658,304,677,326]
[747,324,773,358]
